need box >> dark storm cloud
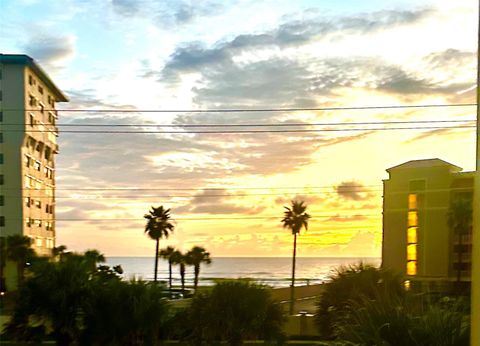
[23,34,75,67]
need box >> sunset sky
[1,0,478,257]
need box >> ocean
[106,257,381,288]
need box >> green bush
[2,251,170,345]
[316,263,404,339]
[174,280,286,345]
[336,296,470,346]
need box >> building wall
[1,63,25,240]
[382,161,473,284]
[1,56,66,291]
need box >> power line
[3,102,476,113]
[4,185,382,191]
[13,215,382,221]
[2,119,475,127]
[1,125,475,134]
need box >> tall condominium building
[0,54,68,266]
[382,159,474,290]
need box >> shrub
[336,296,470,346]
[316,263,405,339]
[177,280,286,345]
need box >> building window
[29,95,37,107]
[407,227,417,244]
[0,133,3,143]
[26,217,31,227]
[0,195,4,206]
[0,216,4,227]
[0,111,3,122]
[407,211,418,227]
[36,237,43,247]
[34,160,41,171]
[25,197,31,207]
[407,244,417,261]
[407,261,417,276]
[408,194,417,210]
[24,154,31,167]
[35,200,42,209]
[0,153,3,164]
[29,113,35,126]
[28,75,33,85]
[409,180,426,191]
[38,85,44,94]
[0,175,3,185]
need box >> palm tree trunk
[168,261,172,289]
[290,232,297,315]
[180,263,185,292]
[154,238,159,283]
[194,265,200,290]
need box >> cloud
[111,0,141,16]
[111,0,224,27]
[335,181,373,201]
[324,214,368,223]
[175,189,265,215]
[275,194,324,206]
[23,33,76,68]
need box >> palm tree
[159,246,176,289]
[447,197,473,288]
[144,206,175,282]
[282,200,310,315]
[171,250,187,292]
[52,245,67,260]
[84,249,106,271]
[186,246,212,290]
[6,235,36,287]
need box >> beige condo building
[0,54,68,275]
[382,158,474,290]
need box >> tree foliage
[186,246,212,290]
[175,281,285,345]
[2,249,169,345]
[336,296,470,345]
[159,246,176,289]
[144,206,175,282]
[316,263,405,339]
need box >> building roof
[0,54,69,102]
[386,158,463,173]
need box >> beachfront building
[382,158,474,290]
[0,54,68,288]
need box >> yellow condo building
[382,159,474,290]
[0,54,68,288]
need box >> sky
[1,0,478,257]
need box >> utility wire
[4,102,476,113]
[2,119,475,127]
[1,125,475,134]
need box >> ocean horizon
[106,256,381,288]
